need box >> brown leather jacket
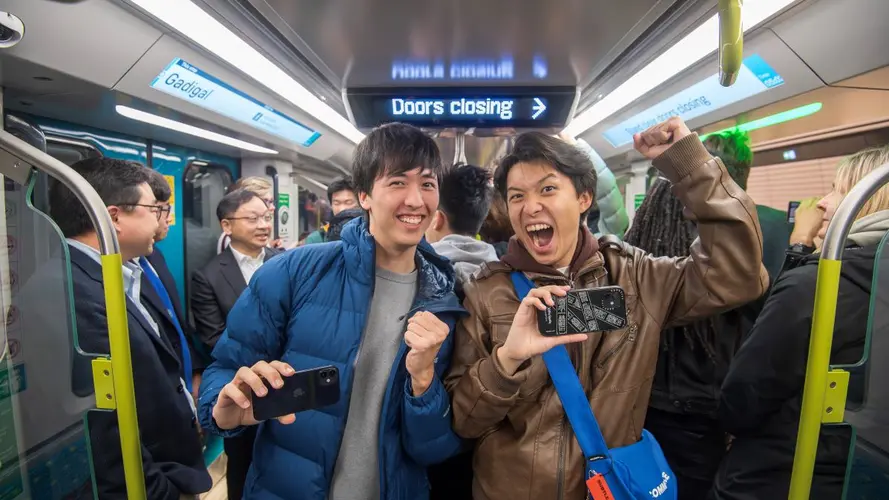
[444,134,769,500]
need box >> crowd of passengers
[43,114,889,499]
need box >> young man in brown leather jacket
[444,116,769,500]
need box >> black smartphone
[252,365,340,421]
[537,286,628,336]
[787,201,800,223]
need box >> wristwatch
[788,242,816,255]
[782,242,817,272]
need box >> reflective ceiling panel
[240,0,671,88]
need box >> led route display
[345,87,577,129]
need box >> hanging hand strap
[510,272,611,460]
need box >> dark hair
[327,175,356,203]
[327,208,364,242]
[437,163,494,236]
[479,192,514,244]
[703,129,752,190]
[351,122,443,195]
[494,132,598,220]
[624,179,718,361]
[147,169,171,203]
[216,189,263,222]
[49,157,152,238]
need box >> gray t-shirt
[328,267,418,500]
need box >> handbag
[510,272,677,500]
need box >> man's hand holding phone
[212,360,296,430]
[497,285,589,376]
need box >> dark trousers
[428,449,473,500]
[645,407,727,500]
[224,425,258,500]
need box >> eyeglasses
[226,213,274,224]
[120,203,168,221]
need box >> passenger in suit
[141,170,204,401]
[191,188,279,500]
[50,157,210,499]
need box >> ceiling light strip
[116,105,279,154]
[563,0,798,138]
[130,0,364,144]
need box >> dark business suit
[190,245,279,500]
[69,246,210,499]
[143,249,205,377]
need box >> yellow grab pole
[788,259,842,500]
[101,253,147,499]
[717,0,744,87]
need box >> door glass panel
[182,163,232,300]
[0,171,99,498]
[842,231,889,498]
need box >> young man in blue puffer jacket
[198,122,465,499]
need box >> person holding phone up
[198,123,465,500]
[445,117,769,499]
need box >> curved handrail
[789,161,889,499]
[718,0,743,87]
[0,130,147,499]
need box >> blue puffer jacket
[199,217,466,499]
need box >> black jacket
[648,209,791,416]
[70,247,211,499]
[190,246,280,350]
[709,244,875,500]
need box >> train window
[182,162,233,296]
[44,138,102,167]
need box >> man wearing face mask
[445,117,768,499]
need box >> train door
[181,161,234,304]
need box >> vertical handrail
[789,161,889,499]
[717,0,743,87]
[0,130,147,499]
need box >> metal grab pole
[0,130,147,499]
[789,161,889,499]
[717,0,743,87]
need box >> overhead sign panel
[345,86,577,129]
[602,54,785,147]
[150,58,322,147]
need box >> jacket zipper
[376,299,466,498]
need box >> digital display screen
[150,58,321,147]
[389,55,549,82]
[602,54,785,147]
[345,86,577,129]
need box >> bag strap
[510,271,611,460]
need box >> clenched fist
[633,116,693,160]
[404,311,449,396]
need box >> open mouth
[525,223,555,251]
[397,214,424,228]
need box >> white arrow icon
[532,98,546,119]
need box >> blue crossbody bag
[510,272,677,500]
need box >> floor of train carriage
[201,453,228,500]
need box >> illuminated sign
[346,86,577,129]
[390,55,549,82]
[602,54,784,147]
[150,58,321,147]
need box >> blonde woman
[711,144,889,500]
